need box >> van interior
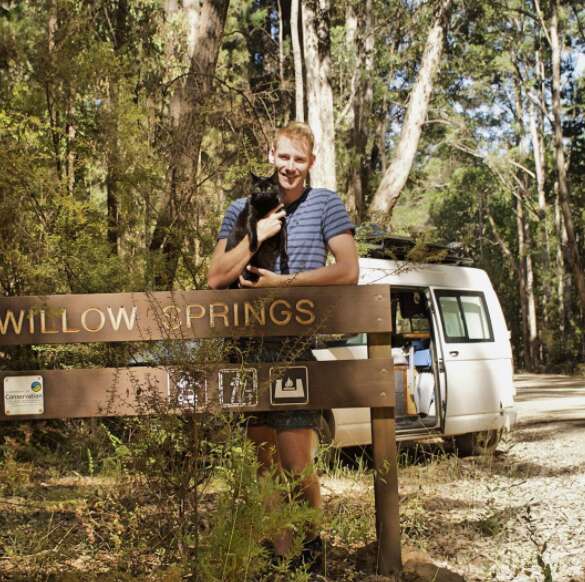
[391,288,440,430]
[318,286,441,431]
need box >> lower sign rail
[0,359,394,420]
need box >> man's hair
[274,122,315,155]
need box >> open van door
[431,288,515,451]
[313,286,444,446]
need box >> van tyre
[452,429,502,457]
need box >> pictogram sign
[219,368,258,408]
[269,366,309,406]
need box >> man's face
[270,135,315,195]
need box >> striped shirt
[217,187,354,274]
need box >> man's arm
[207,206,287,289]
[239,231,359,288]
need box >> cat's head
[249,172,281,215]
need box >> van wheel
[452,429,502,457]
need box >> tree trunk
[106,80,120,254]
[46,1,62,181]
[554,194,567,336]
[516,196,531,370]
[302,0,336,190]
[512,73,539,370]
[550,0,585,313]
[291,0,304,122]
[106,0,129,256]
[346,0,374,223]
[149,0,229,288]
[369,0,451,218]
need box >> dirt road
[323,374,585,582]
[400,374,585,581]
[514,373,585,424]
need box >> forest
[1,0,584,371]
[1,2,585,581]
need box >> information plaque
[4,375,44,416]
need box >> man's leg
[247,424,278,475]
[276,428,321,508]
[272,427,321,556]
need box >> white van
[313,256,517,455]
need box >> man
[208,122,358,567]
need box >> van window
[435,291,494,343]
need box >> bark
[528,97,546,215]
[346,0,374,223]
[65,112,75,197]
[369,0,452,218]
[512,73,539,369]
[46,1,62,180]
[302,0,336,190]
[149,0,230,288]
[516,196,531,369]
[106,81,120,253]
[554,194,567,336]
[550,0,585,313]
[342,4,357,130]
[485,209,518,276]
[106,0,129,255]
[529,86,553,327]
[291,0,304,122]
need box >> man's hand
[257,205,286,244]
[239,266,287,288]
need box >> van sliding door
[432,289,509,434]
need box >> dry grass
[2,420,585,580]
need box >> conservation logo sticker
[4,375,45,416]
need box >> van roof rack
[359,224,474,266]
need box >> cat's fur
[225,172,289,286]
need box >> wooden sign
[0,284,401,576]
[0,286,391,345]
[0,360,395,420]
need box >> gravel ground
[320,419,585,581]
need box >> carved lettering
[40,310,58,334]
[186,304,206,328]
[244,301,266,326]
[107,306,137,331]
[61,309,80,333]
[0,309,25,335]
[81,308,106,332]
[210,303,229,328]
[269,300,292,326]
[295,299,316,326]
[162,305,182,331]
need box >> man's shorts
[228,337,321,432]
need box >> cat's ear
[250,171,261,184]
[270,171,278,184]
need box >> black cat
[225,172,289,286]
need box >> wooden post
[368,330,402,576]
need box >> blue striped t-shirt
[217,188,354,274]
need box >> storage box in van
[313,256,517,456]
